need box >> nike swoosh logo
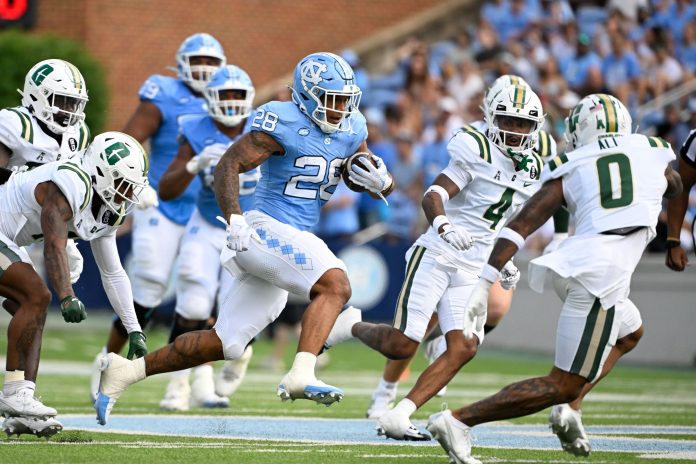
[523,182,533,187]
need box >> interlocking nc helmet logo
[301,60,328,86]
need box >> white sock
[393,398,417,417]
[134,357,146,381]
[289,352,317,378]
[3,379,35,396]
[377,377,398,392]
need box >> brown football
[342,152,378,192]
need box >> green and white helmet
[83,132,149,214]
[564,93,632,150]
[482,74,530,116]
[486,84,545,153]
[19,59,89,134]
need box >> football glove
[220,214,260,252]
[499,260,520,290]
[186,143,227,175]
[440,223,474,251]
[60,296,87,323]
[65,239,83,284]
[136,185,159,210]
[463,280,491,340]
[347,154,393,195]
[126,331,148,360]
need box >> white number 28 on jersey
[284,156,343,201]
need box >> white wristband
[424,185,450,203]
[432,215,450,233]
[497,227,525,250]
[480,263,499,284]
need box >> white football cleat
[324,306,362,350]
[426,409,481,464]
[423,335,448,396]
[0,388,57,419]
[549,403,591,457]
[159,375,191,411]
[94,353,144,425]
[376,407,431,441]
[190,365,228,409]
[366,388,396,420]
[277,371,343,406]
[90,350,107,403]
[3,415,63,438]
[216,345,253,398]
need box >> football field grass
[1,313,695,463]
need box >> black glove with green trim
[60,296,87,323]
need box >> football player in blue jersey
[89,33,226,401]
[93,52,395,425]
[156,65,261,410]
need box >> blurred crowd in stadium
[310,0,696,254]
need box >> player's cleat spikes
[2,416,63,439]
[324,306,362,350]
[216,345,253,398]
[277,373,344,406]
[376,408,431,441]
[94,353,145,425]
[549,403,591,457]
[159,376,191,411]
[0,388,57,419]
[376,423,431,441]
[426,409,481,464]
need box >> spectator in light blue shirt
[602,33,643,105]
[560,33,603,94]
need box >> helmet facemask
[307,86,361,134]
[178,55,224,93]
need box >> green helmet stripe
[65,61,83,91]
[598,94,617,133]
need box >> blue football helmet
[291,52,362,134]
[205,65,255,127]
[176,33,226,93]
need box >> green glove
[60,296,87,323]
[127,331,148,359]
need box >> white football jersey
[0,106,89,169]
[0,160,123,247]
[542,133,675,236]
[416,124,543,271]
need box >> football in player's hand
[342,152,378,192]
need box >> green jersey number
[483,187,516,229]
[596,153,633,209]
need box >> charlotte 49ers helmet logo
[300,60,328,86]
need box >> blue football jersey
[250,101,367,231]
[138,75,206,225]
[179,114,260,229]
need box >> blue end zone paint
[60,415,696,454]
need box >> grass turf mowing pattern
[1,317,695,463]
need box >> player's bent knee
[311,268,351,302]
[618,325,643,353]
[27,285,51,312]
